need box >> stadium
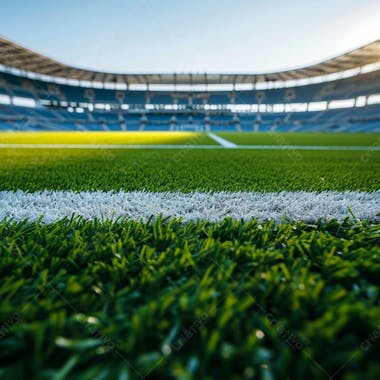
[0,37,380,134]
[0,1,379,379]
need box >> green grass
[0,131,217,146]
[1,142,379,379]
[217,132,380,146]
[0,148,379,192]
[2,132,378,147]
[0,217,379,379]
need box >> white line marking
[0,190,378,223]
[207,133,238,148]
[0,143,378,151]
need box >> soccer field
[1,131,379,148]
[0,148,379,192]
[0,133,379,380]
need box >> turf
[0,131,217,146]
[0,217,379,379]
[1,137,379,380]
[217,132,380,146]
[0,148,379,192]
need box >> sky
[1,0,380,74]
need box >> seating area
[0,101,379,132]
[0,68,379,132]
[0,69,379,106]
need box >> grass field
[1,217,379,379]
[216,132,380,146]
[0,148,379,191]
[0,132,379,379]
[0,131,217,146]
[1,131,379,148]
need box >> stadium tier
[1,103,380,133]
[0,37,379,132]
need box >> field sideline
[1,190,378,223]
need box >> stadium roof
[0,36,380,85]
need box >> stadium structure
[0,37,380,133]
[1,33,380,380]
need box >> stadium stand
[0,37,379,132]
